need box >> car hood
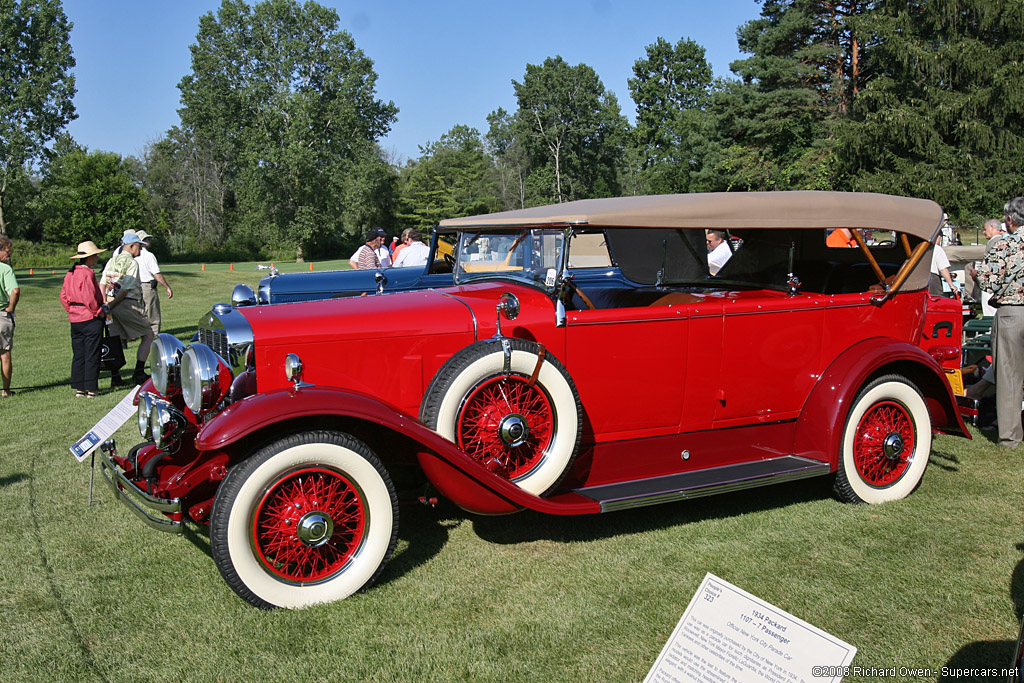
[261,269,381,297]
[236,288,477,346]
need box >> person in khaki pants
[134,230,173,334]
[977,197,1024,448]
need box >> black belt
[68,302,85,307]
[142,281,157,287]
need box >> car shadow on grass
[928,448,961,472]
[181,523,212,558]
[376,504,465,589]
[939,542,1024,679]
[470,476,836,546]
[0,473,28,488]
[939,640,1016,680]
[941,546,1021,679]
[1013,544,1024,620]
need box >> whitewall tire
[834,375,931,504]
[420,339,582,496]
[210,431,398,609]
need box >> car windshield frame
[454,228,567,291]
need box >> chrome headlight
[150,398,186,449]
[137,392,154,439]
[136,392,186,449]
[231,284,257,307]
[181,343,233,415]
[149,334,187,396]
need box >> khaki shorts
[110,298,152,341]
[0,311,13,352]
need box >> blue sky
[62,0,762,164]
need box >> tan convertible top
[439,191,944,241]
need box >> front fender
[792,337,970,469]
[195,387,600,516]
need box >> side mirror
[498,292,520,321]
[374,270,387,295]
[494,292,520,338]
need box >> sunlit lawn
[0,264,1020,682]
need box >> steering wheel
[564,279,596,311]
[444,252,456,268]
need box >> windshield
[455,229,565,288]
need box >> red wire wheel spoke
[251,466,366,583]
[457,375,555,480]
[853,400,915,487]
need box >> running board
[574,455,830,513]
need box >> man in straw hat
[60,241,108,396]
[134,230,173,334]
[0,236,19,398]
[100,233,155,386]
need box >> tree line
[2,0,1022,262]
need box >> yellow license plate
[945,368,964,396]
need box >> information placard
[69,386,140,462]
[646,573,856,683]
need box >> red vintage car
[101,191,969,609]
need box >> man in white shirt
[930,243,955,295]
[134,230,173,334]
[392,229,429,268]
[706,230,733,275]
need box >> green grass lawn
[0,264,1021,682]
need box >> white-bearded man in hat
[100,232,155,387]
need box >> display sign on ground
[69,386,140,462]
[646,573,856,682]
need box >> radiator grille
[198,327,229,362]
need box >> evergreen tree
[712,0,872,190]
[838,0,1024,223]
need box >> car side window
[825,228,897,249]
[568,232,612,268]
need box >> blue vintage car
[253,231,458,304]
[247,229,630,305]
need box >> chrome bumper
[99,452,183,534]
[956,394,979,425]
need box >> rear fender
[195,387,600,516]
[792,337,970,469]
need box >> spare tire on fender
[420,338,582,496]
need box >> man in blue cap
[100,232,155,386]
